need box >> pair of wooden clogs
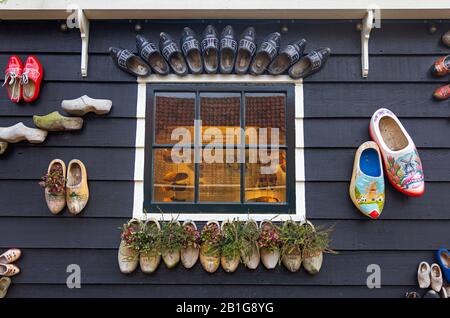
[42,159,89,215]
[349,108,425,219]
[0,248,22,298]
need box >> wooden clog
[61,95,112,116]
[0,122,47,144]
[234,27,256,74]
[160,32,188,76]
[118,219,141,274]
[349,141,385,219]
[136,34,170,75]
[109,47,150,77]
[33,111,83,131]
[433,84,449,101]
[281,244,302,272]
[443,30,450,47]
[199,220,221,273]
[370,108,425,197]
[220,220,240,273]
[0,264,20,277]
[0,142,8,155]
[3,55,23,103]
[181,27,203,74]
[0,248,22,264]
[289,47,331,79]
[431,263,443,292]
[418,261,431,289]
[66,159,89,215]
[240,220,260,270]
[250,32,281,75]
[259,220,280,270]
[268,39,306,75]
[201,25,219,74]
[139,218,161,274]
[181,220,200,269]
[0,277,11,298]
[219,25,237,74]
[431,55,450,77]
[44,159,66,214]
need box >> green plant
[220,220,241,259]
[201,222,222,256]
[257,221,281,252]
[239,220,260,259]
[120,220,143,251]
[279,220,307,257]
[182,223,200,249]
[302,223,336,257]
[160,220,184,253]
[140,221,161,254]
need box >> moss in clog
[33,111,83,131]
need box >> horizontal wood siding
[0,20,449,298]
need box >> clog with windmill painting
[349,141,385,219]
[370,108,424,197]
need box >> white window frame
[132,75,305,222]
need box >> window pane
[200,93,241,145]
[153,148,195,202]
[245,149,286,203]
[199,150,241,202]
[154,92,195,145]
[245,93,286,145]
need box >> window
[144,84,295,213]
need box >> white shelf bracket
[361,9,375,78]
[78,9,89,77]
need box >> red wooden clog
[3,55,23,103]
[433,84,449,101]
[21,55,43,103]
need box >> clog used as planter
[436,248,450,282]
[42,159,66,214]
[268,38,306,75]
[0,277,11,299]
[181,220,200,269]
[279,220,303,273]
[443,31,450,47]
[61,95,112,116]
[201,25,220,74]
[181,28,203,74]
[234,27,257,74]
[161,220,182,269]
[3,55,23,103]
[349,141,385,219]
[139,218,161,274]
[21,55,43,103]
[370,108,425,197]
[33,111,83,131]
[220,221,241,273]
[160,32,188,76]
[0,248,22,264]
[433,84,449,101]
[118,219,142,274]
[431,55,450,77]
[281,244,302,273]
[109,47,150,77]
[302,221,328,275]
[417,261,431,289]
[258,220,281,270]
[219,25,237,74]
[431,263,443,292]
[66,159,89,215]
[289,47,331,79]
[0,142,8,155]
[200,220,221,273]
[240,220,260,270]
[250,32,281,75]
[0,264,20,277]
[136,34,170,75]
[0,122,47,144]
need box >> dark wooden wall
[0,20,449,298]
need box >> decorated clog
[250,32,281,75]
[0,264,20,277]
[3,55,23,103]
[436,248,450,282]
[234,27,256,74]
[136,34,170,75]
[201,25,219,74]
[370,108,425,197]
[181,27,203,74]
[109,47,150,77]
[219,25,237,74]
[289,47,331,79]
[349,141,385,219]
[268,38,306,75]
[0,248,22,264]
[22,55,43,103]
[433,84,449,101]
[431,55,450,77]
[159,32,188,76]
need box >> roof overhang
[1,0,450,20]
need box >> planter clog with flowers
[139,218,161,274]
[181,220,200,269]
[200,220,222,273]
[220,220,241,273]
[66,159,89,214]
[279,220,304,272]
[370,108,424,197]
[39,159,66,214]
[349,141,385,219]
[118,219,142,274]
[258,220,281,269]
[301,221,335,275]
[160,220,184,269]
[240,220,260,269]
